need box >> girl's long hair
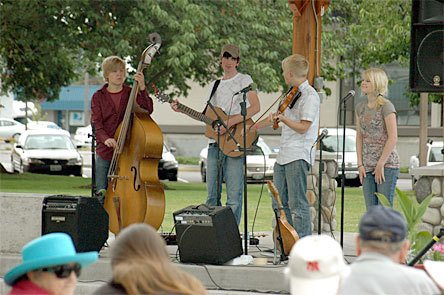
[362,67,389,107]
[110,223,207,295]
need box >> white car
[199,137,276,183]
[320,128,359,186]
[11,129,83,176]
[409,140,443,184]
[159,144,179,181]
[74,124,92,147]
[0,117,26,142]
[27,120,70,136]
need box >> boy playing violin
[255,54,320,238]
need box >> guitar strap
[202,79,221,114]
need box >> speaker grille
[174,205,242,265]
[42,195,109,252]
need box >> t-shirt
[206,73,254,144]
[107,88,123,111]
[355,100,400,171]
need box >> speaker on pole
[409,0,444,93]
[42,195,108,252]
[173,204,242,265]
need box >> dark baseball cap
[359,206,407,242]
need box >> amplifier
[42,195,108,253]
[173,204,242,265]
[174,206,214,226]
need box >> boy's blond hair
[282,54,309,79]
[362,67,389,106]
[102,56,126,81]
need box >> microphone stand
[317,142,324,235]
[340,95,351,247]
[240,91,249,255]
[90,124,97,198]
[408,227,444,266]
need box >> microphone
[341,90,355,103]
[312,129,328,147]
[234,83,256,95]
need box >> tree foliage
[322,0,441,104]
[0,0,292,102]
[322,0,411,80]
[1,0,441,105]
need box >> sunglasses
[41,263,81,279]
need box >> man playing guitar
[170,44,260,225]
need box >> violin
[272,86,300,129]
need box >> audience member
[424,260,444,291]
[286,235,349,295]
[4,233,98,295]
[93,223,207,295]
[339,206,439,295]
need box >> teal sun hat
[4,232,98,286]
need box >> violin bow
[249,88,290,130]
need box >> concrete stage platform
[0,193,358,294]
[1,231,358,295]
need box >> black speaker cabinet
[173,204,242,265]
[42,195,109,252]
[409,0,444,93]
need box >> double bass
[104,33,164,234]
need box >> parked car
[11,129,83,176]
[0,117,26,142]
[158,144,179,181]
[409,140,443,184]
[73,123,178,181]
[320,128,359,186]
[199,137,276,183]
[74,124,92,147]
[26,120,70,136]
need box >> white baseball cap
[285,235,350,295]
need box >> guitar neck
[177,103,213,126]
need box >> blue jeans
[95,155,111,204]
[273,160,312,238]
[206,144,244,225]
[362,167,399,209]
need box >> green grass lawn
[0,173,408,234]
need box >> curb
[179,164,200,172]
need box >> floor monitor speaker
[173,204,242,265]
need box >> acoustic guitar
[156,92,258,157]
[267,180,299,256]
